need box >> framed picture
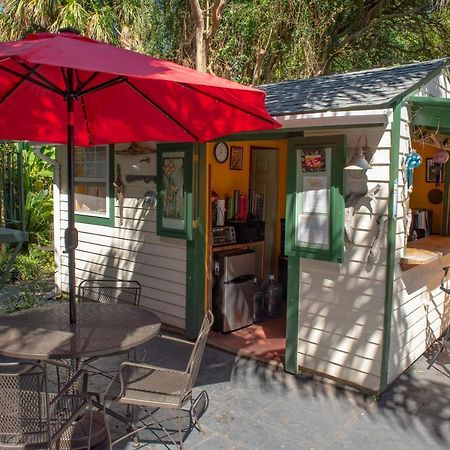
[229,146,243,170]
[301,149,326,172]
[426,158,444,183]
[157,144,193,240]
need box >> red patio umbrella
[0,32,280,323]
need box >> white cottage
[54,59,450,393]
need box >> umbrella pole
[65,68,78,324]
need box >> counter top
[401,235,450,270]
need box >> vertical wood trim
[285,256,300,373]
[285,145,300,373]
[186,143,207,339]
[380,103,401,389]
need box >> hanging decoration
[432,147,449,185]
[403,150,422,190]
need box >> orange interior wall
[410,142,444,234]
[206,139,288,276]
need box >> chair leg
[178,404,183,450]
[104,400,114,450]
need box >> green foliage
[13,244,54,282]
[0,280,57,314]
[24,189,53,244]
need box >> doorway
[206,140,287,366]
[250,147,278,279]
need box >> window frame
[74,144,115,227]
[285,135,345,263]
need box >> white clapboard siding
[388,80,450,384]
[297,126,390,392]
[55,147,187,330]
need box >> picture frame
[229,146,243,170]
[426,158,444,183]
[157,144,193,240]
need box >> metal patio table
[0,302,161,448]
[0,302,161,361]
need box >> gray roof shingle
[260,59,448,116]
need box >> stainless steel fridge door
[222,251,255,283]
[221,275,255,332]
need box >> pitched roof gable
[260,59,448,116]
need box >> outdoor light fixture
[344,136,373,170]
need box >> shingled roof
[260,59,448,116]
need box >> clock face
[214,142,229,163]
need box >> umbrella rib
[125,80,199,141]
[0,67,35,105]
[17,62,66,96]
[75,70,93,145]
[76,71,100,93]
[179,82,276,126]
[77,76,126,97]
[0,65,65,96]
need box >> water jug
[265,275,283,319]
[253,278,267,323]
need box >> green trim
[186,144,207,339]
[380,102,402,390]
[284,254,300,373]
[156,144,193,240]
[442,157,450,236]
[408,96,450,108]
[217,122,386,142]
[285,135,345,263]
[214,129,304,141]
[75,144,115,227]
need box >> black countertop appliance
[227,220,264,243]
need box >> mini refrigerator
[212,249,256,333]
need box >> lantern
[432,148,449,185]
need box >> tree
[189,0,228,72]
[0,0,154,51]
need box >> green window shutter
[157,143,193,240]
[285,135,345,263]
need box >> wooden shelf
[401,235,450,270]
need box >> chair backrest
[0,362,49,445]
[185,310,214,393]
[78,279,141,306]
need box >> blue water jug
[265,275,283,319]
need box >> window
[74,144,114,226]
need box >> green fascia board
[380,101,402,391]
[75,144,115,227]
[409,97,450,131]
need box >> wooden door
[250,147,278,279]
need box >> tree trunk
[189,0,228,73]
[189,0,207,72]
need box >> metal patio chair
[103,310,214,449]
[0,361,92,449]
[428,265,450,368]
[77,279,142,379]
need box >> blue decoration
[404,151,422,187]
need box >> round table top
[0,302,161,360]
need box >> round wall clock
[214,142,229,163]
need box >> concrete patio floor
[88,332,450,450]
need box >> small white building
[55,59,450,393]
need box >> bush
[13,244,54,282]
